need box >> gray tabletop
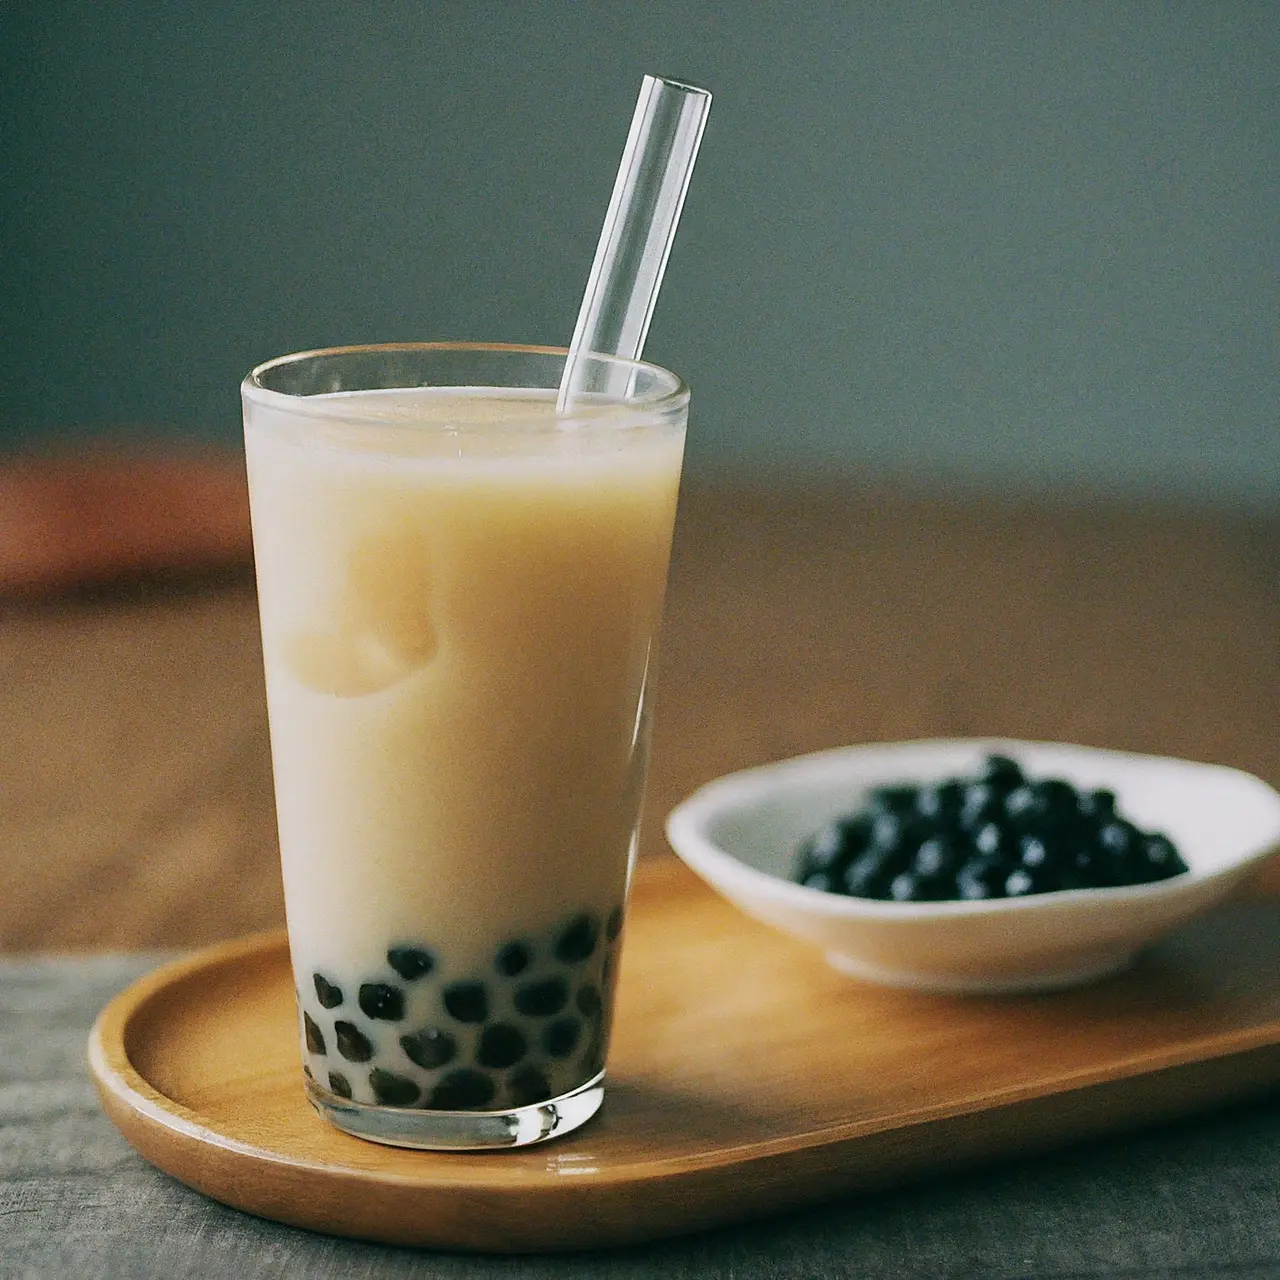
[4,956,1280,1280]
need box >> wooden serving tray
[90,855,1280,1253]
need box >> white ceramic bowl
[665,739,1280,994]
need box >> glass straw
[557,75,712,412]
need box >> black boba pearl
[555,914,600,963]
[1070,845,1115,888]
[303,1012,326,1055]
[313,974,344,1009]
[576,983,602,1018]
[914,835,959,880]
[1079,789,1118,820]
[888,871,922,902]
[801,869,841,893]
[387,947,435,981]
[835,814,873,854]
[915,781,964,825]
[335,1021,374,1063]
[956,857,1007,900]
[868,809,909,852]
[864,814,921,888]
[797,820,850,877]
[797,823,841,873]
[1037,778,1079,817]
[1098,819,1137,856]
[958,783,1000,831]
[507,1065,553,1107]
[1019,834,1051,870]
[400,1026,457,1069]
[358,983,405,1021]
[443,981,489,1023]
[981,754,1026,792]
[476,1023,527,1070]
[1005,864,1059,897]
[327,1071,353,1099]
[429,1068,496,1110]
[370,1068,421,1107]
[972,820,1012,860]
[495,941,533,977]
[515,976,569,1017]
[843,846,906,898]
[543,1017,582,1059]
[1004,785,1044,826]
[1021,833,1072,891]
[869,783,919,813]
[605,906,623,941]
[1141,833,1187,879]
[1004,867,1038,897]
[1098,819,1144,881]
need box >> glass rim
[242,341,690,414]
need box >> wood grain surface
[13,955,1280,1277]
[1,471,1278,952]
[89,855,1280,1252]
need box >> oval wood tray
[89,855,1280,1252]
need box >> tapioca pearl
[303,1012,326,1054]
[575,983,602,1018]
[1079,788,1117,821]
[554,914,599,964]
[369,1068,421,1107]
[358,983,405,1021]
[543,1017,581,1059]
[1142,833,1187,879]
[1004,785,1044,828]
[507,1065,552,1107]
[302,1063,313,1080]
[495,941,533,977]
[915,780,965,826]
[443,981,488,1023]
[475,1023,527,1070]
[335,1021,374,1063]
[958,783,1000,832]
[328,1071,353,1099]
[956,855,1008,900]
[605,906,623,942]
[399,1025,457,1070]
[313,974,344,1009]
[841,847,897,898]
[980,754,1026,794]
[1019,835,1051,870]
[386,947,435,981]
[1005,866,1049,897]
[973,821,1012,861]
[428,1068,496,1110]
[797,819,857,880]
[514,976,568,1017]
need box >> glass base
[305,1070,605,1150]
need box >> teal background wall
[2,2,1276,502]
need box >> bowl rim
[664,737,1280,921]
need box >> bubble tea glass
[242,342,687,1149]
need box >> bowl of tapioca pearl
[666,739,1280,994]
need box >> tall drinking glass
[241,343,687,1150]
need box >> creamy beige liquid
[244,386,684,1108]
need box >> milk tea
[244,384,684,1115]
